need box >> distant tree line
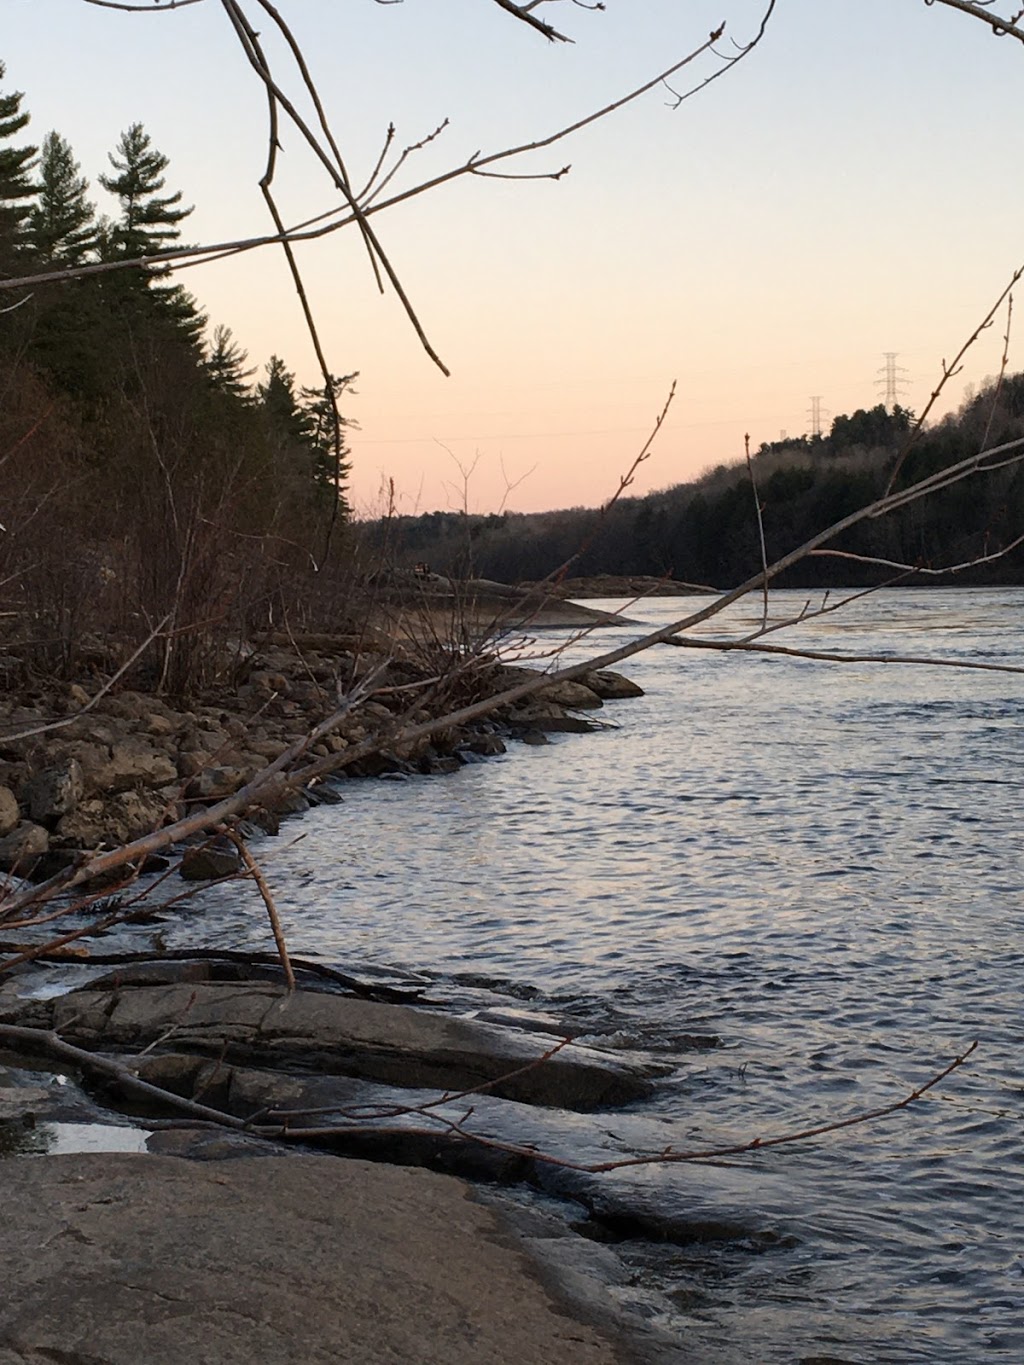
[0,61,357,689]
[373,392,1024,589]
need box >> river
[161,586,1024,1364]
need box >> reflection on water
[1,1121,149,1157]
[148,588,1023,1364]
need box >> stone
[101,739,178,792]
[179,847,242,881]
[464,733,506,756]
[513,706,596,734]
[97,689,152,721]
[582,668,645,700]
[60,740,112,793]
[246,738,285,761]
[0,785,19,837]
[244,806,280,837]
[23,758,83,825]
[22,848,79,884]
[0,820,48,870]
[269,788,310,816]
[43,983,659,1110]
[536,679,603,709]
[176,749,208,778]
[186,765,255,800]
[55,790,168,849]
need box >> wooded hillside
[371,390,1024,589]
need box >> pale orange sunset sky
[6,1,1024,514]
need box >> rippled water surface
[174,588,1024,1364]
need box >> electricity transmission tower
[808,395,826,438]
[876,352,909,410]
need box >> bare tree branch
[927,0,1024,44]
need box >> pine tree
[0,61,37,263]
[26,131,96,266]
[98,122,204,345]
[203,324,255,399]
[99,122,191,260]
[259,356,314,446]
[301,372,357,505]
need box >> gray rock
[0,1153,627,1365]
[0,1083,50,1120]
[536,679,604,709]
[583,668,645,700]
[179,847,242,880]
[55,790,168,848]
[43,983,659,1110]
[0,820,48,869]
[270,788,311,815]
[186,764,257,800]
[101,738,178,792]
[60,740,112,793]
[0,785,19,837]
[464,733,506,756]
[24,758,83,825]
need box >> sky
[4,0,1024,516]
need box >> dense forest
[0,61,357,691]
[372,390,1024,590]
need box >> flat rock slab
[0,1153,634,1365]
[21,983,658,1109]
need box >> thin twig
[218,826,296,990]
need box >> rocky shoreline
[0,963,688,1364]
[0,637,687,1363]
[0,633,643,884]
